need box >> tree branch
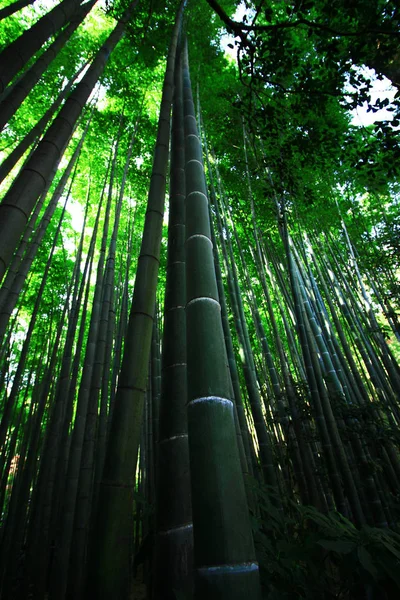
[206,0,400,39]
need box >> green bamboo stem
[202,136,255,482]
[94,122,139,512]
[68,120,126,600]
[182,40,260,599]
[153,44,193,599]
[1,214,74,598]
[17,289,74,599]
[0,0,139,282]
[0,62,89,184]
[0,112,90,343]
[108,204,136,424]
[0,0,96,131]
[0,0,38,20]
[207,148,277,488]
[294,236,388,526]
[89,5,185,597]
[22,182,93,600]
[0,346,45,598]
[0,0,84,94]
[247,244,322,507]
[51,140,117,600]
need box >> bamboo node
[186,190,208,201]
[188,396,233,407]
[186,296,220,309]
[159,523,193,535]
[197,561,259,574]
[186,233,212,245]
[159,434,188,445]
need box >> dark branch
[205,0,400,39]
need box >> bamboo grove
[0,0,399,598]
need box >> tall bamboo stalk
[89,5,185,598]
[182,40,260,599]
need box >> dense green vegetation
[0,0,399,598]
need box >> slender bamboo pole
[0,112,90,342]
[0,62,89,184]
[153,43,193,599]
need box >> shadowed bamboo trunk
[0,113,90,343]
[68,116,131,600]
[182,39,260,600]
[200,119,255,483]
[108,206,136,425]
[0,189,74,599]
[22,184,92,600]
[94,121,139,509]
[0,0,84,94]
[49,140,116,600]
[0,61,88,184]
[88,4,185,598]
[0,186,71,453]
[0,0,139,282]
[0,0,37,20]
[210,157,277,489]
[0,0,96,131]
[153,45,193,599]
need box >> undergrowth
[251,481,400,599]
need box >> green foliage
[251,480,400,599]
[207,0,400,233]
